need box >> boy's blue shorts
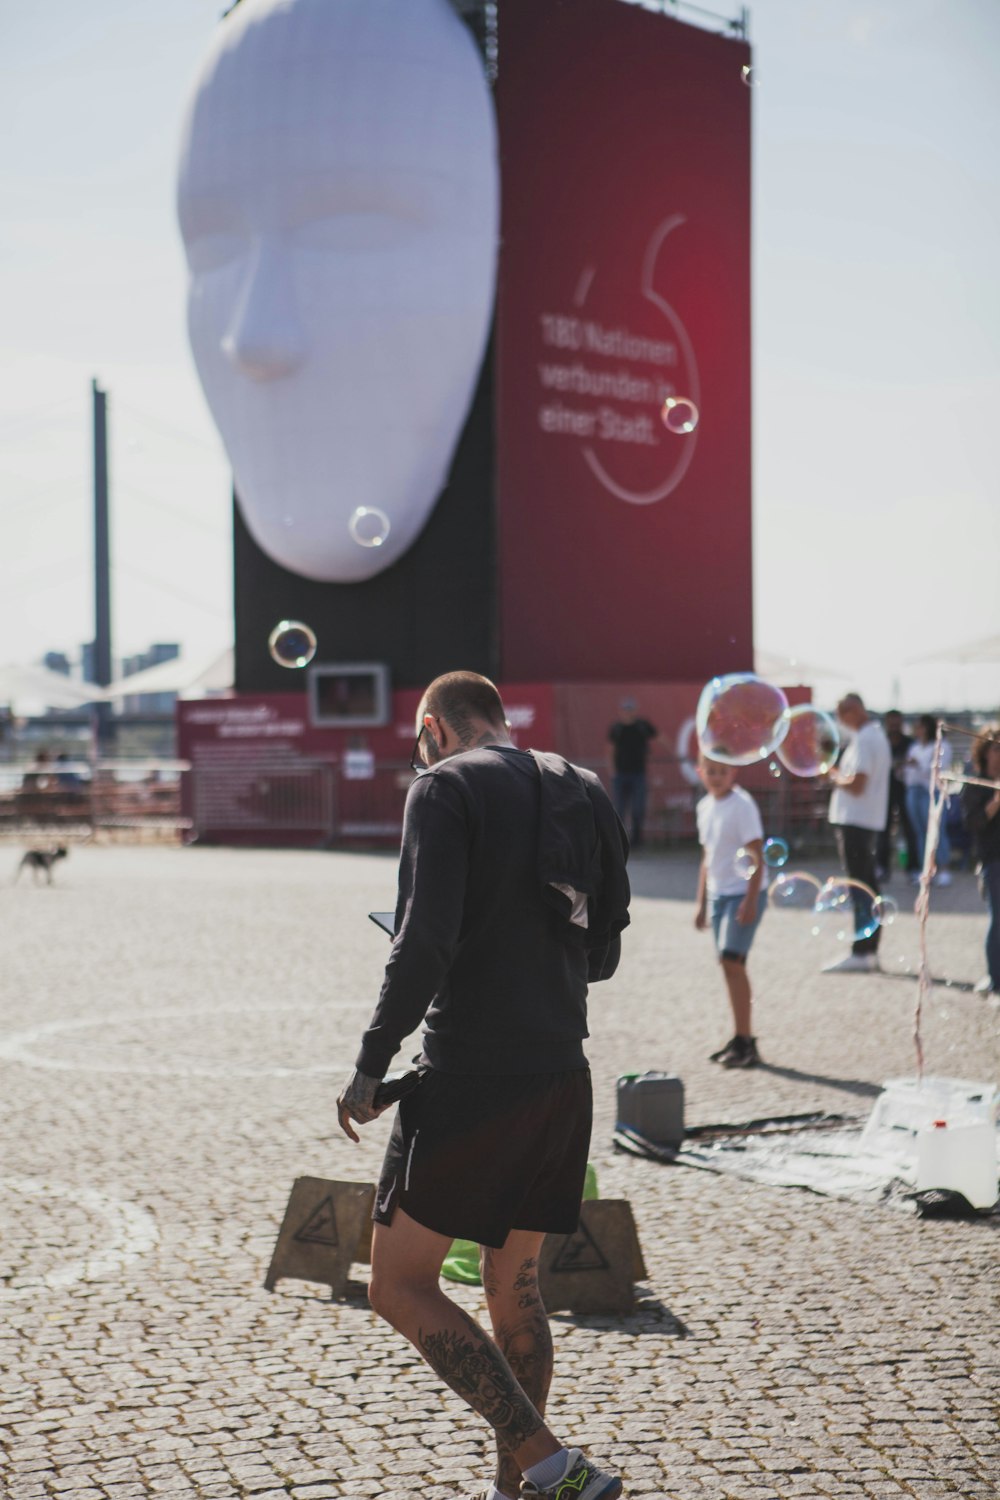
[710,889,767,963]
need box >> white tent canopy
[0,663,107,715]
[102,648,234,702]
[753,648,851,686]
[906,634,1000,667]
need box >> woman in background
[904,714,953,885]
[961,725,1000,997]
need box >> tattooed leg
[482,1233,553,1498]
[369,1208,561,1473]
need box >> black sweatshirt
[355,745,630,1078]
[961,783,1000,865]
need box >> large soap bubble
[696,673,790,766]
[776,705,841,777]
[873,894,898,927]
[813,877,881,944]
[769,871,822,910]
[268,620,317,669]
[660,396,699,435]
[349,506,391,549]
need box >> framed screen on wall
[307,664,391,727]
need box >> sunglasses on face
[410,724,429,774]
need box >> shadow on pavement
[878,971,979,992]
[552,1296,690,1339]
[754,1063,882,1100]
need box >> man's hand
[336,1068,384,1143]
[694,906,708,931]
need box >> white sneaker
[822,953,878,974]
[933,870,953,886]
[520,1451,622,1500]
[974,975,995,995]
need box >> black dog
[15,847,68,886]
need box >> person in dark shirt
[337,672,629,1500]
[961,724,1000,996]
[876,710,919,878]
[606,698,657,847]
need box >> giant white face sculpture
[177,0,498,582]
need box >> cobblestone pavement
[1,844,997,1500]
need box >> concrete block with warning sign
[538,1199,646,1315]
[264,1177,375,1299]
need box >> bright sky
[2,0,998,711]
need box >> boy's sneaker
[709,1035,739,1062]
[720,1035,760,1069]
[821,952,878,974]
[520,1450,622,1500]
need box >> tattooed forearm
[417,1305,543,1449]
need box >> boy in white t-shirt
[695,756,767,1068]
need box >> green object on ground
[440,1162,599,1285]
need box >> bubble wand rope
[939,771,1000,793]
[912,723,949,1080]
[936,719,1000,792]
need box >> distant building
[122,642,180,678]
[43,652,71,676]
[122,642,181,715]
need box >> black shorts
[373,1067,592,1250]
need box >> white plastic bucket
[915,1119,999,1209]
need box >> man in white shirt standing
[825,693,892,973]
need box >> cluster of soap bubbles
[769,870,899,945]
[734,836,790,881]
[698,672,899,946]
[732,843,898,947]
[696,672,841,777]
[268,619,317,669]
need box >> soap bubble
[740,65,759,88]
[735,846,758,880]
[769,871,822,910]
[763,837,789,869]
[268,620,317,669]
[349,505,391,548]
[696,673,790,766]
[813,877,881,943]
[768,760,782,779]
[660,396,699,435]
[874,895,898,927]
[776,705,840,777]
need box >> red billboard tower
[495,0,752,683]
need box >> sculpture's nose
[221,237,306,380]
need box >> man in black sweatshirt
[337,671,629,1500]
